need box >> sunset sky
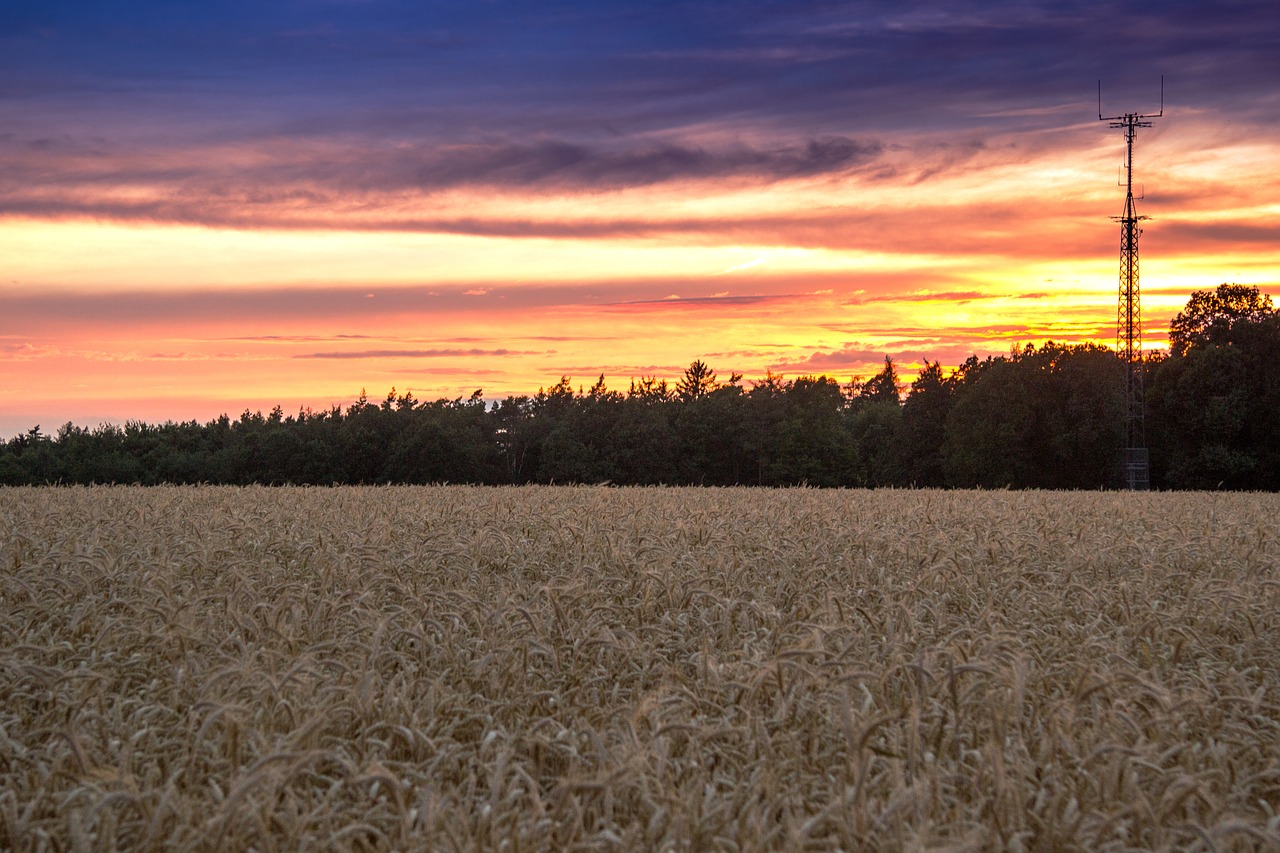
[3,1,1278,437]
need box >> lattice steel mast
[1099,78,1162,490]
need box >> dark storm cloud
[7,2,1279,148]
[401,137,883,189]
[3,0,1279,233]
[268,136,881,193]
[0,133,881,195]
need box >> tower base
[1122,447,1150,491]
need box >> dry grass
[1,486,1278,851]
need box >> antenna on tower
[1098,75,1163,122]
[1098,76,1163,491]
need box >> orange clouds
[3,108,1280,437]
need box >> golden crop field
[2,486,1278,851]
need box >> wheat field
[1,486,1278,851]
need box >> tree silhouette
[6,310,1280,489]
[857,356,900,403]
[1152,285,1280,489]
[675,359,718,402]
[1168,284,1275,356]
[899,360,953,486]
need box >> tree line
[3,285,1277,489]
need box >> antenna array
[1099,77,1162,491]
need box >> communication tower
[1099,78,1162,491]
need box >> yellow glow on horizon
[4,106,1280,436]
[2,217,975,295]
